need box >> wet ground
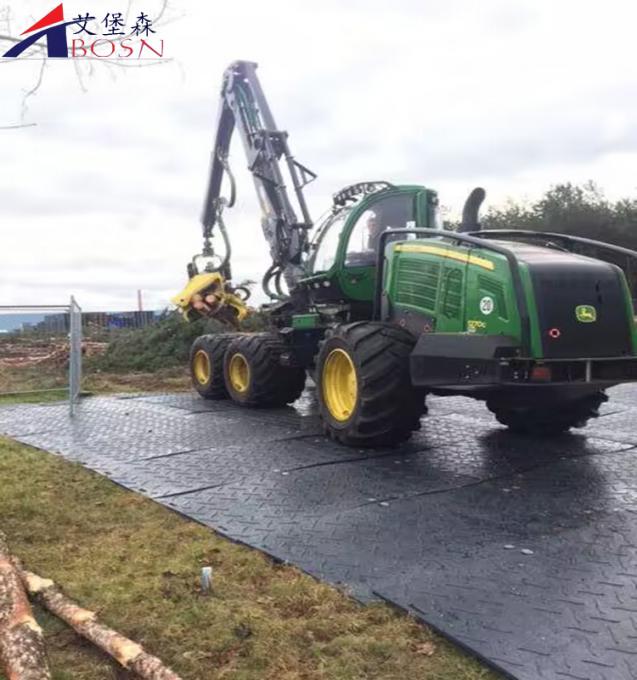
[1,385,636,680]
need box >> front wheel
[487,390,608,435]
[316,322,425,447]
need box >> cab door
[337,191,419,303]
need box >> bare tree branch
[102,57,171,69]
[0,3,12,35]
[0,0,176,130]
[20,56,46,121]
[0,123,36,129]
[72,56,87,93]
[0,33,45,53]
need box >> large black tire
[316,322,425,447]
[223,333,306,407]
[189,334,239,399]
[487,390,608,436]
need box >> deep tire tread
[316,322,425,447]
[488,391,608,435]
[224,333,306,407]
[190,333,240,400]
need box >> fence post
[69,297,82,416]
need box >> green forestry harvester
[173,60,637,447]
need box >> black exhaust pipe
[458,187,486,233]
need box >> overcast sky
[2,0,637,311]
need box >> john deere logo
[575,305,597,323]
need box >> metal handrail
[373,229,531,355]
[471,229,637,305]
[468,229,637,260]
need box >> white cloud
[1,0,637,310]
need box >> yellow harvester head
[172,272,250,327]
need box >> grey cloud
[2,0,637,310]
[401,115,637,182]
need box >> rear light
[531,365,552,381]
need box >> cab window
[345,194,415,267]
[312,210,349,273]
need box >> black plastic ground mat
[1,385,636,680]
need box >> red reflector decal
[548,328,561,339]
[531,365,552,381]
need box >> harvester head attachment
[172,272,250,327]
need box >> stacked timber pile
[0,341,107,368]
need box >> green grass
[0,389,69,404]
[0,437,499,680]
[0,366,190,406]
[0,363,67,394]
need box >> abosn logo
[3,4,164,59]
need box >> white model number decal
[479,296,494,315]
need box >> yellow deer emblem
[575,305,597,323]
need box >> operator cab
[311,189,425,273]
[345,194,416,267]
[304,183,440,311]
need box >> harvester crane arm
[198,60,316,299]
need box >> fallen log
[0,532,50,680]
[18,569,182,680]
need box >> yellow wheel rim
[322,348,358,422]
[229,353,250,393]
[193,349,211,385]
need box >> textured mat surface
[1,384,637,680]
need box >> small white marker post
[201,566,213,593]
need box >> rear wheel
[487,390,608,435]
[224,333,306,407]
[190,334,239,399]
[316,322,425,447]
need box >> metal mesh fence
[69,297,82,415]
[31,309,155,333]
[0,299,83,415]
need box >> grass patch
[0,389,70,405]
[0,437,499,680]
[84,367,190,394]
[0,363,67,394]
[0,367,189,406]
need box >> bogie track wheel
[190,334,239,399]
[224,333,306,407]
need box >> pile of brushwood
[91,309,267,373]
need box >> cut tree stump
[17,569,183,680]
[0,532,51,680]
